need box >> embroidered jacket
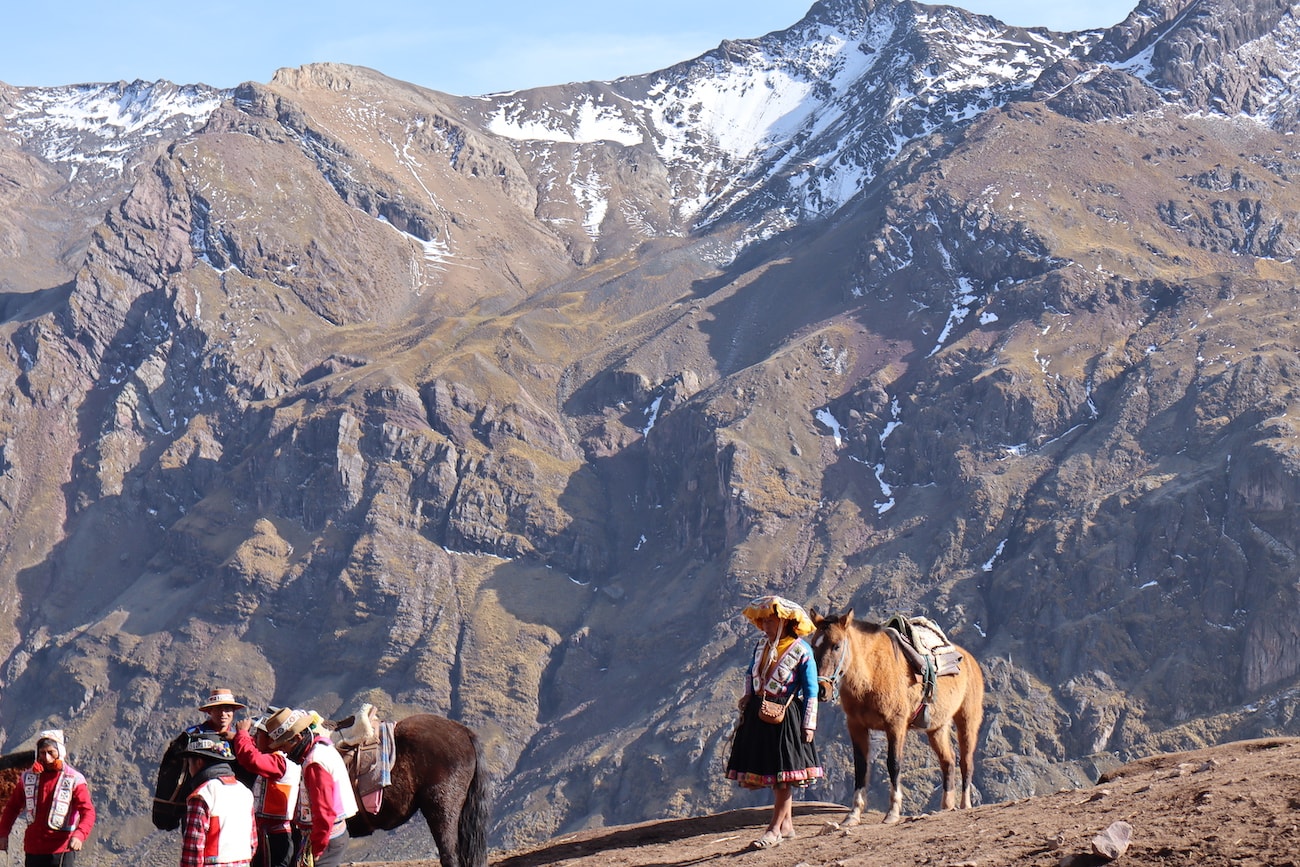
[0,762,96,854]
[229,730,301,833]
[746,637,819,732]
[294,737,359,859]
[181,771,256,867]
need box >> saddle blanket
[884,614,963,679]
[339,720,396,814]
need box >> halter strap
[817,627,851,703]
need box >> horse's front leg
[883,727,905,824]
[842,738,870,827]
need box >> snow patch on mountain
[487,95,642,145]
[5,80,227,176]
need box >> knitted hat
[198,688,247,711]
[35,729,66,760]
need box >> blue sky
[6,0,1139,95]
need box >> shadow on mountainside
[353,737,1300,867]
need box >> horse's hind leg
[956,705,981,808]
[420,796,459,867]
[956,664,985,809]
[925,723,957,811]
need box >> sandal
[782,830,798,840]
[751,832,783,849]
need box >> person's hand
[803,728,815,743]
[737,695,750,713]
[69,837,84,851]
[236,718,253,734]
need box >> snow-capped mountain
[472,0,1095,237]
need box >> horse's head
[151,733,191,831]
[810,608,854,703]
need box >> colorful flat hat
[198,688,247,711]
[182,734,235,762]
[742,594,814,636]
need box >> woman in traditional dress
[725,594,823,849]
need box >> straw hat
[198,688,247,711]
[741,594,814,636]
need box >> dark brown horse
[151,732,198,830]
[811,609,984,825]
[1,750,36,812]
[337,712,489,867]
[151,732,257,830]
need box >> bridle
[815,627,851,704]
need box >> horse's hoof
[883,813,902,825]
[819,821,841,835]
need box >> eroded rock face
[4,0,1300,859]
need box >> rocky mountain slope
[4,0,1300,862]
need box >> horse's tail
[457,730,490,867]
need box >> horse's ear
[839,609,854,627]
[809,606,821,624]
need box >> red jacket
[0,762,96,854]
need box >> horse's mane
[818,610,885,635]
[0,750,35,771]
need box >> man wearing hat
[229,714,302,867]
[183,688,257,791]
[258,708,357,867]
[179,734,256,867]
[189,687,247,738]
[0,730,96,865]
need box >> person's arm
[301,759,339,858]
[180,799,210,867]
[69,778,95,849]
[738,642,761,711]
[230,730,288,778]
[799,646,819,739]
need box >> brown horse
[810,609,984,825]
[0,750,36,812]
[336,712,489,867]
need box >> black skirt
[725,694,823,789]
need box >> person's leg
[753,784,792,846]
[261,829,295,867]
[311,830,351,867]
[772,784,794,835]
[26,853,73,867]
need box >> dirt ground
[355,737,1300,867]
